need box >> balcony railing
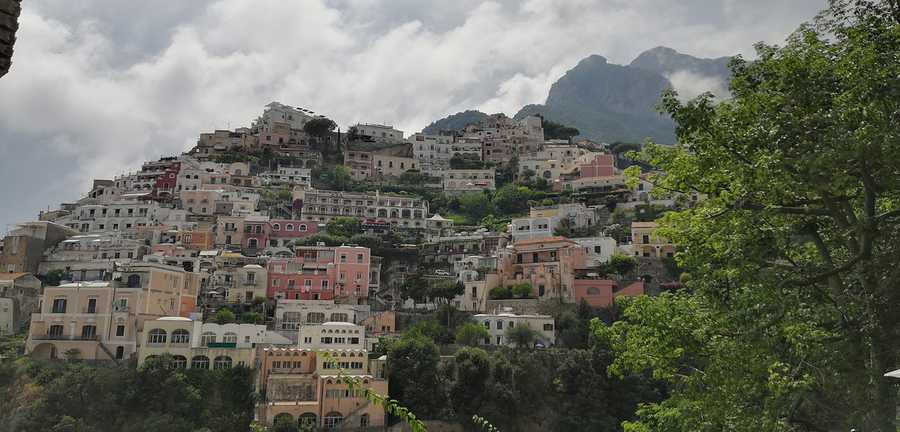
[32,334,99,341]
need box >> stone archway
[30,342,58,359]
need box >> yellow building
[630,222,676,258]
[26,262,203,361]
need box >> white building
[572,237,618,267]
[298,322,366,350]
[260,166,312,188]
[472,311,555,347]
[353,123,404,142]
[442,169,496,194]
[254,102,318,133]
[274,299,371,342]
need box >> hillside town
[0,100,687,429]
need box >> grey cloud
[0,0,826,231]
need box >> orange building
[256,346,388,429]
[573,278,645,308]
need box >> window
[483,321,490,328]
[286,224,294,231]
[81,325,96,339]
[191,355,210,369]
[172,329,190,344]
[148,328,167,345]
[300,414,317,428]
[299,224,307,231]
[321,337,333,344]
[360,414,370,427]
[86,298,97,313]
[201,331,217,346]
[543,323,554,331]
[49,325,64,337]
[357,253,364,263]
[126,274,141,288]
[116,325,125,337]
[115,346,124,359]
[213,356,232,369]
[51,298,67,313]
[642,235,650,244]
[330,313,348,322]
[324,412,343,429]
[172,355,187,369]
[340,254,347,263]
[223,332,238,344]
[496,320,503,330]
[308,312,325,323]
[272,223,280,231]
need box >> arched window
[147,328,167,345]
[377,209,387,218]
[323,412,343,429]
[171,329,190,344]
[213,355,232,369]
[201,331,217,346]
[272,223,280,231]
[273,413,294,425]
[223,332,238,344]
[126,274,141,288]
[191,355,209,369]
[298,224,307,232]
[360,413,370,427]
[286,224,294,231]
[307,312,325,324]
[299,413,317,428]
[172,355,187,369]
[282,312,302,330]
[330,313,348,322]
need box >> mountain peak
[629,46,732,78]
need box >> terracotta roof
[513,236,574,246]
[0,272,30,281]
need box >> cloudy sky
[0,0,825,231]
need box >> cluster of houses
[0,101,681,429]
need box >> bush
[489,286,512,300]
[214,308,236,324]
[455,322,490,346]
[510,283,533,299]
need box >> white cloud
[0,0,826,230]
[666,70,730,101]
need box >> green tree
[455,322,489,347]
[213,308,236,324]
[505,324,538,349]
[325,216,361,238]
[387,335,446,418]
[541,120,580,141]
[458,191,493,221]
[488,286,511,300]
[240,312,263,324]
[510,283,533,299]
[492,184,533,215]
[600,3,900,430]
[450,347,493,416]
[271,415,298,432]
[311,165,352,190]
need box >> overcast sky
[0,0,826,232]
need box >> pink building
[573,279,644,308]
[269,219,319,248]
[579,154,615,178]
[501,237,587,300]
[267,246,370,304]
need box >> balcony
[32,334,99,341]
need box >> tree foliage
[455,322,490,347]
[599,3,900,430]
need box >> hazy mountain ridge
[424,47,734,144]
